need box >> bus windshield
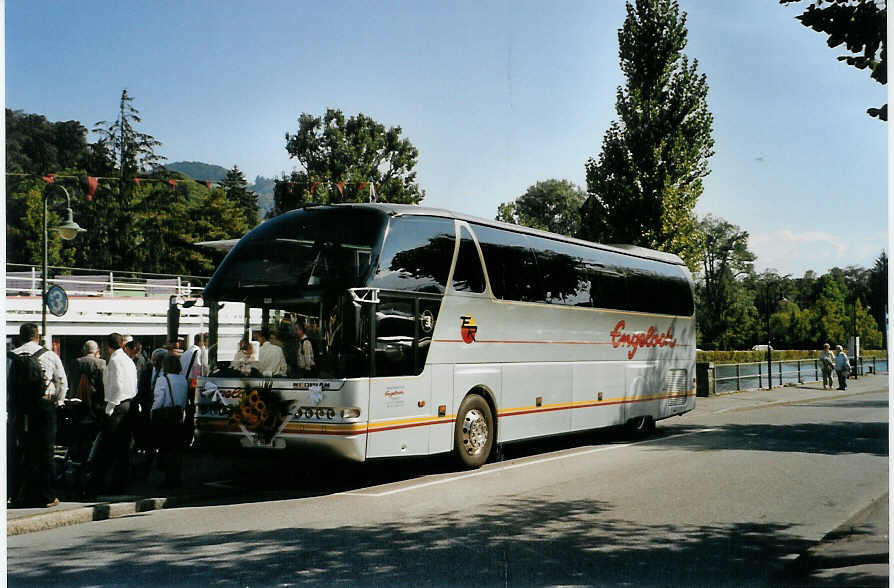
[203,207,387,303]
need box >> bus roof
[194,203,688,267]
[332,203,688,267]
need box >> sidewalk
[6,450,240,536]
[7,374,890,542]
[691,371,889,417]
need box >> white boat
[5,263,249,373]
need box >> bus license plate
[240,437,286,449]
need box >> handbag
[151,375,185,426]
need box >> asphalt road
[7,387,888,587]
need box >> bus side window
[472,224,544,303]
[452,226,486,293]
[372,216,456,293]
[588,266,628,311]
[528,236,590,306]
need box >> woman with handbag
[151,354,189,489]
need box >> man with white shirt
[86,332,138,496]
[256,328,288,377]
[11,323,67,507]
[180,333,207,380]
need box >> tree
[868,250,887,346]
[222,165,259,228]
[130,177,249,276]
[807,274,850,345]
[770,300,812,348]
[6,109,92,174]
[274,109,424,215]
[580,0,714,270]
[495,179,586,236]
[780,0,887,120]
[93,89,165,188]
[695,215,756,349]
[90,90,166,267]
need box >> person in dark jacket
[74,340,106,417]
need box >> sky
[5,0,888,277]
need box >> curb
[787,493,889,575]
[7,494,197,536]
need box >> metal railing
[6,263,208,298]
[708,356,888,395]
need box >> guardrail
[6,263,208,298]
[700,357,888,396]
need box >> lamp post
[42,184,86,341]
[762,275,789,390]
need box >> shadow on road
[8,495,831,587]
[644,421,888,457]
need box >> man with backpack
[9,323,68,507]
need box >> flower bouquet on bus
[228,382,290,445]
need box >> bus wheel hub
[462,409,488,455]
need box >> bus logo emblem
[420,310,434,333]
[460,315,478,344]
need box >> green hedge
[697,349,888,364]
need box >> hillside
[164,161,229,181]
[165,161,276,217]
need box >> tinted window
[371,216,455,293]
[205,207,386,302]
[582,249,693,316]
[528,236,591,305]
[472,224,543,302]
[374,296,440,377]
[452,226,486,293]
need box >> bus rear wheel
[626,415,655,438]
[454,395,494,469]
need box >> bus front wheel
[454,395,494,468]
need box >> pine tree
[581,0,714,270]
[222,165,259,228]
[91,90,166,268]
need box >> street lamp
[42,184,86,341]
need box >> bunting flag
[336,181,344,198]
[87,176,98,201]
[369,181,377,203]
[168,179,177,189]
[134,178,141,187]
[41,174,56,184]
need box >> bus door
[365,292,442,458]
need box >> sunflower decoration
[229,381,284,442]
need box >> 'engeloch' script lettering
[610,320,676,360]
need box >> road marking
[340,428,719,497]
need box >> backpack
[77,371,96,405]
[7,348,49,413]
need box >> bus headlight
[341,408,361,419]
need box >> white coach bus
[195,204,695,467]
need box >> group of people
[819,343,852,391]
[7,324,207,508]
[232,322,316,378]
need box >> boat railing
[6,263,208,298]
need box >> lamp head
[54,208,86,240]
